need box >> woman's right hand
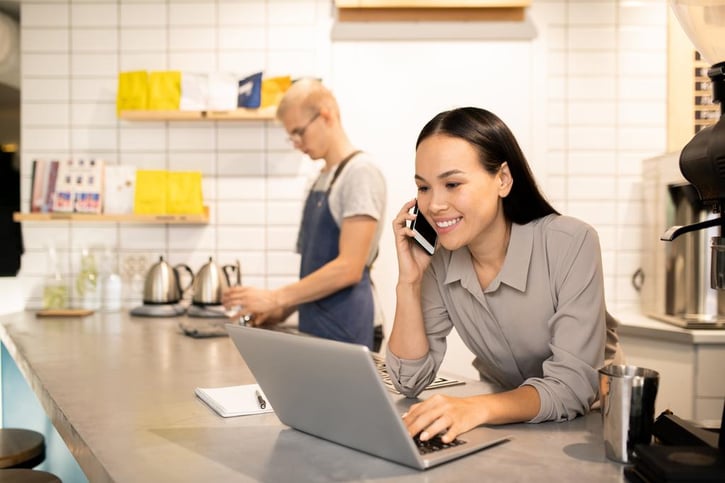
[393,199,435,285]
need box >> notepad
[195,384,274,418]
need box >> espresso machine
[649,3,725,327]
[628,2,725,480]
[661,2,725,291]
[638,3,725,329]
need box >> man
[222,78,386,350]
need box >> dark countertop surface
[0,311,627,482]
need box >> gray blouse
[386,214,621,423]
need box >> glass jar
[42,245,69,309]
[76,247,100,310]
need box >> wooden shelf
[334,0,530,22]
[13,206,209,224]
[119,107,277,121]
[694,104,719,111]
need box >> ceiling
[0,1,18,109]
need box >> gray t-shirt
[303,152,386,267]
[386,214,621,423]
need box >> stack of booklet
[30,158,105,214]
[195,383,274,418]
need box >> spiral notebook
[195,383,274,417]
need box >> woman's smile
[434,216,462,233]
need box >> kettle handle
[174,264,195,292]
[222,262,241,287]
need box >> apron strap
[326,150,362,195]
[322,149,377,271]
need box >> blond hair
[277,78,339,120]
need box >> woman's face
[414,134,511,252]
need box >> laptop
[226,324,509,470]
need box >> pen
[255,389,266,409]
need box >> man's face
[280,106,324,159]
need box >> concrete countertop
[615,311,725,344]
[0,310,628,482]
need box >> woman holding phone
[387,107,622,444]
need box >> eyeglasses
[287,112,320,144]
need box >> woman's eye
[416,186,429,193]
[445,182,460,189]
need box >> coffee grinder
[629,2,725,480]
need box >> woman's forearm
[387,281,430,359]
[472,385,541,425]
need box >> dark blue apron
[297,152,374,349]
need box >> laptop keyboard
[413,433,467,455]
[370,352,465,394]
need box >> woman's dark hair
[416,107,558,224]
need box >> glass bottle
[76,246,100,310]
[42,244,69,309]
[100,249,122,313]
[123,255,146,309]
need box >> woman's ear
[498,162,513,197]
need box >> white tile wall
[120,29,167,52]
[217,2,265,26]
[23,103,70,125]
[217,177,266,200]
[71,103,117,126]
[23,78,70,102]
[216,226,263,251]
[120,3,167,28]
[12,0,669,320]
[22,4,70,27]
[72,29,118,52]
[71,78,116,102]
[24,53,70,75]
[22,29,69,53]
[71,4,118,27]
[168,226,216,251]
[170,3,216,26]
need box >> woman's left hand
[392,198,435,285]
[402,394,484,443]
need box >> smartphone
[411,202,437,256]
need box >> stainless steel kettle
[191,257,240,306]
[143,256,194,304]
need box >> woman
[387,107,621,445]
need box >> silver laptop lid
[226,324,424,468]
[226,324,508,470]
